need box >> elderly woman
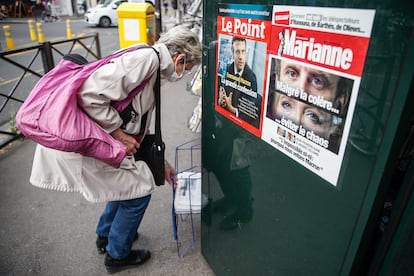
[29,25,202,273]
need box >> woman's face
[166,53,196,83]
[273,93,333,139]
[175,55,195,76]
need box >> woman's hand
[164,160,177,187]
[110,128,139,156]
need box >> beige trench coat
[30,44,175,203]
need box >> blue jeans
[96,195,151,259]
[40,11,50,22]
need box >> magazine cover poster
[215,4,272,136]
[262,6,375,186]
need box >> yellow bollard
[66,19,73,39]
[28,19,37,41]
[3,25,15,50]
[36,22,45,43]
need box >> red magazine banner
[273,10,290,25]
[269,27,370,76]
[217,15,272,43]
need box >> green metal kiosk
[200,0,413,275]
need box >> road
[0,17,120,54]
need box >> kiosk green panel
[200,0,413,275]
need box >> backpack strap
[112,47,160,112]
[115,47,160,129]
[63,54,88,65]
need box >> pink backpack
[16,45,154,168]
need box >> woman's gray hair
[156,25,202,65]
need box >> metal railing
[0,32,101,149]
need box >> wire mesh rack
[171,138,203,257]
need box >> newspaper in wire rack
[174,171,207,214]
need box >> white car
[85,0,128,28]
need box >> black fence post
[95,33,102,59]
[40,41,55,73]
[155,0,162,39]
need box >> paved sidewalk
[0,75,214,275]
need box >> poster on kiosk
[215,4,272,137]
[215,4,375,186]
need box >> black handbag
[135,135,165,186]
[134,58,165,186]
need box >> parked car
[84,0,128,27]
[84,0,155,28]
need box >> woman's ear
[172,53,186,65]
